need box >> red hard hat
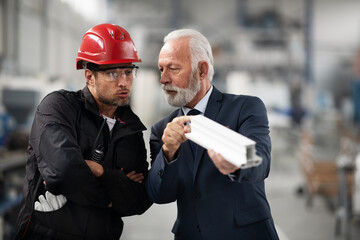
[76,23,141,69]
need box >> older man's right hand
[162,116,191,162]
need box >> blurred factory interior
[1,0,360,239]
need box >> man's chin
[116,100,129,107]
[166,96,187,107]
[164,88,197,107]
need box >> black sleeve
[99,132,152,216]
[33,92,109,206]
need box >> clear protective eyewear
[94,65,139,82]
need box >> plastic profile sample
[185,115,262,169]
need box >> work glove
[34,191,67,212]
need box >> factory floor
[121,127,360,240]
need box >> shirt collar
[182,85,213,115]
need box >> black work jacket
[14,86,151,240]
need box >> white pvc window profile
[185,115,262,169]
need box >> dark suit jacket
[146,86,279,240]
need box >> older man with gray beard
[146,28,279,240]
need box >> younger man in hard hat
[13,23,151,240]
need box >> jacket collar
[80,86,146,132]
[177,85,222,118]
[204,86,223,120]
[81,86,99,116]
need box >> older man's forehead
[159,40,191,64]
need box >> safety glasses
[93,65,139,82]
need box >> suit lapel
[193,87,223,182]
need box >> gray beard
[162,72,201,107]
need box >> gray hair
[164,29,214,82]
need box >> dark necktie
[187,109,201,154]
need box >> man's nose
[117,74,128,86]
[160,70,170,84]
